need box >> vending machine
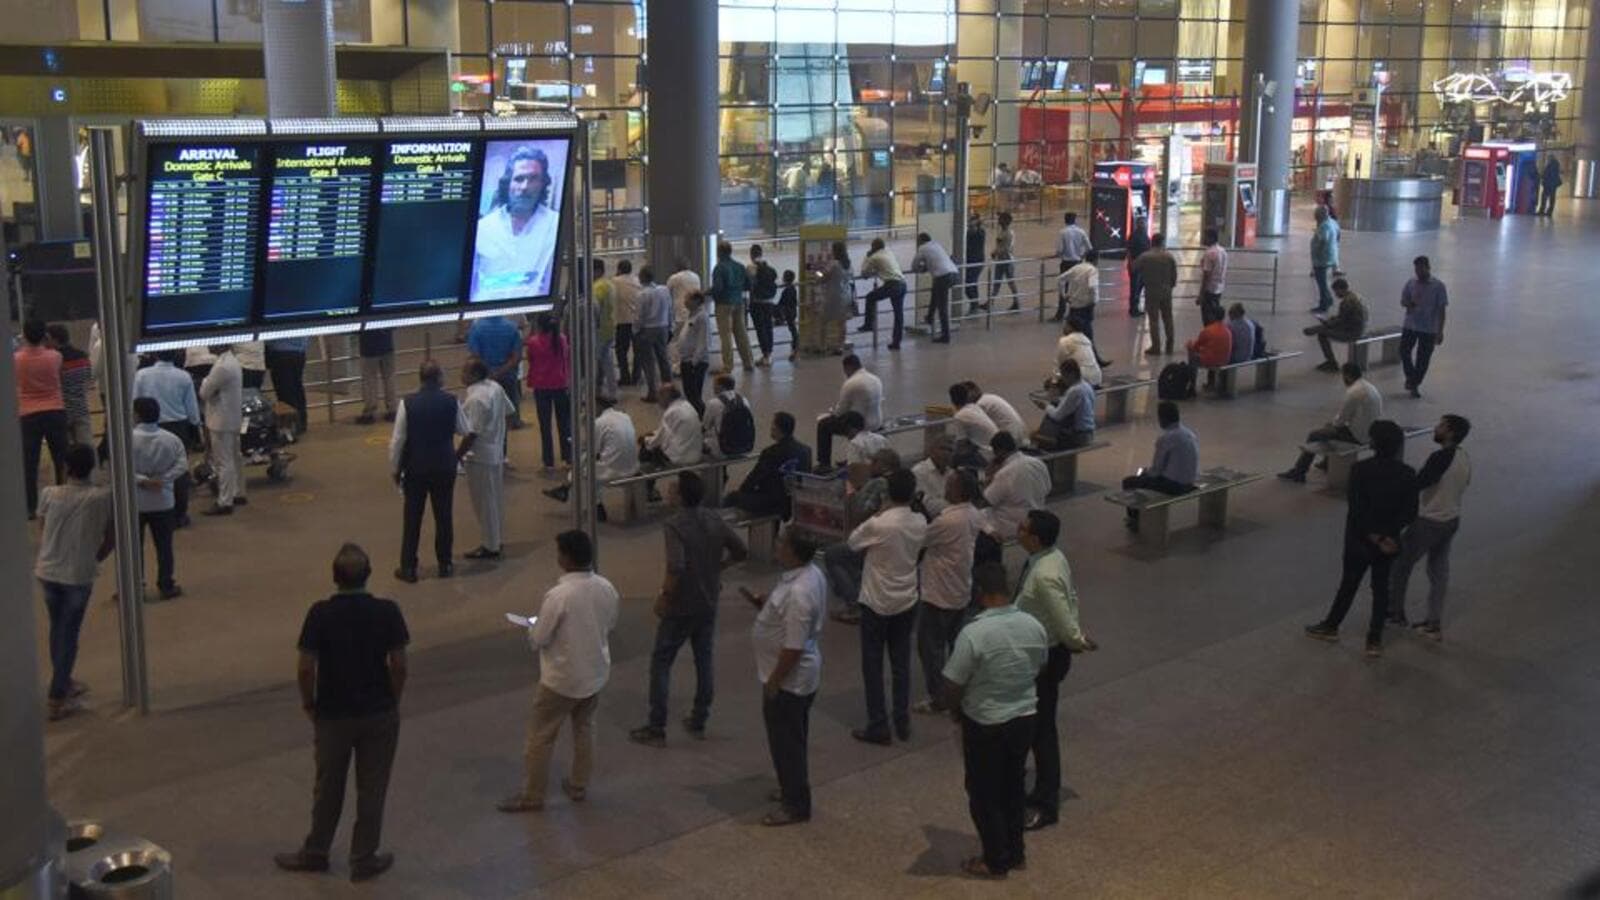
[1090,161,1156,256]
[1202,162,1258,248]
[1455,141,1539,218]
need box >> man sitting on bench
[638,386,703,501]
[1034,360,1095,451]
[1184,304,1233,395]
[1119,401,1198,533]
[1277,362,1381,484]
[815,354,883,469]
[1303,277,1367,373]
[725,411,812,520]
[543,394,639,521]
[950,383,999,467]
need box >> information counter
[1332,176,1444,233]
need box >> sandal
[961,857,1006,880]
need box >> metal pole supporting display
[570,120,599,564]
[88,126,150,714]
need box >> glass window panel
[776,9,836,44]
[573,3,641,57]
[956,13,997,58]
[1136,19,1178,58]
[774,109,845,152]
[725,56,774,104]
[453,56,494,112]
[838,9,893,38]
[723,107,775,154]
[1047,17,1092,59]
[894,13,952,54]
[1092,18,1135,59]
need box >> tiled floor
[37,199,1600,897]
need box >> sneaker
[349,852,394,882]
[1412,622,1442,642]
[629,726,666,748]
[393,567,418,584]
[1277,470,1307,484]
[1364,641,1383,658]
[273,850,330,873]
[850,728,891,746]
[464,547,501,560]
[682,716,707,740]
[1304,623,1339,642]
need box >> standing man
[275,544,408,883]
[941,562,1048,880]
[1310,205,1341,313]
[913,469,984,715]
[467,313,527,430]
[460,360,514,561]
[1130,232,1179,356]
[710,241,754,373]
[589,258,619,398]
[264,336,310,435]
[1398,255,1448,398]
[671,291,711,416]
[859,238,908,349]
[14,318,67,518]
[963,213,987,306]
[1304,277,1368,372]
[981,432,1051,555]
[913,232,959,344]
[1053,212,1091,320]
[747,244,781,367]
[633,266,676,403]
[34,444,113,721]
[497,531,620,813]
[1014,510,1096,831]
[666,258,702,342]
[814,354,883,470]
[847,469,928,745]
[743,527,827,826]
[1119,401,1199,533]
[388,361,471,583]
[1198,228,1228,321]
[1277,362,1382,484]
[1390,414,1472,639]
[988,211,1020,310]
[1304,421,1417,658]
[131,398,186,601]
[1538,155,1562,217]
[47,325,93,447]
[199,344,246,516]
[132,350,201,527]
[355,328,398,425]
[611,259,642,386]
[630,472,748,746]
[1124,223,1151,317]
[1060,249,1110,367]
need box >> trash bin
[65,823,173,900]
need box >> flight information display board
[261,141,375,322]
[142,142,263,334]
[369,140,475,311]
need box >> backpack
[751,261,779,302]
[1157,362,1194,401]
[718,394,756,456]
[1251,321,1268,360]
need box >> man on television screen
[473,145,561,302]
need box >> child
[778,269,800,360]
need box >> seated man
[1184,304,1233,395]
[836,410,888,486]
[822,448,902,624]
[702,374,755,458]
[966,382,1028,444]
[1034,360,1095,450]
[1277,363,1382,484]
[949,383,999,467]
[978,432,1050,565]
[725,411,813,519]
[1120,401,1199,533]
[1225,303,1261,364]
[1303,278,1368,372]
[911,435,956,520]
[637,386,703,501]
[543,395,638,522]
[1054,318,1103,388]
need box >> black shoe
[1277,470,1307,484]
[542,485,571,502]
[886,343,900,350]
[855,325,875,333]
[157,585,184,601]
[1023,807,1058,831]
[393,567,418,584]
[438,562,454,578]
[232,497,248,506]
[682,716,707,740]
[1305,623,1338,642]
[1008,302,1019,312]
[382,411,397,423]
[1315,361,1340,373]
[762,807,810,827]
[629,726,666,748]
[349,852,394,883]
[1408,386,1422,399]
[1097,358,1113,368]
[851,728,892,746]
[1129,308,1143,318]
[894,721,911,742]
[596,503,608,523]
[1364,641,1383,659]
[930,337,950,344]
[464,547,501,560]
[202,504,233,516]
[274,851,330,873]
[175,515,192,529]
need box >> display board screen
[261,141,376,322]
[142,142,263,334]
[469,136,571,304]
[369,139,475,311]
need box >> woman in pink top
[14,319,69,516]
[524,314,572,469]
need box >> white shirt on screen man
[751,561,828,695]
[473,203,560,301]
[975,393,1027,443]
[846,505,928,617]
[832,368,884,430]
[983,451,1051,539]
[647,397,704,465]
[462,378,515,467]
[527,570,621,700]
[594,406,640,481]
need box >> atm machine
[1455,141,1538,218]
[1202,161,1258,248]
[1090,160,1156,256]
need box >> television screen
[369,139,475,312]
[260,141,376,323]
[469,136,571,304]
[1051,61,1069,91]
[141,141,264,335]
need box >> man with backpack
[701,375,756,459]
[747,245,781,367]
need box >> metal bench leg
[706,467,727,507]
[1216,369,1236,399]
[1325,453,1355,491]
[1350,343,1368,369]
[1380,339,1401,365]
[1049,454,1079,495]
[1103,391,1130,425]
[1197,489,1230,529]
[1137,506,1171,551]
[747,520,777,563]
[1254,360,1279,392]
[620,483,648,524]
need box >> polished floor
[36,199,1600,898]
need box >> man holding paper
[497,531,620,813]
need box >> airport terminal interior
[5,0,1600,898]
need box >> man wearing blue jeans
[1310,205,1340,313]
[630,472,748,746]
[34,444,113,721]
[1398,255,1448,399]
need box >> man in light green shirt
[1014,509,1097,831]
[941,563,1047,879]
[590,258,617,397]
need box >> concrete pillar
[0,309,60,897]
[1573,0,1600,197]
[34,116,81,239]
[645,0,718,275]
[1239,0,1298,234]
[263,0,337,118]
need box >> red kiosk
[1456,141,1539,218]
[1090,160,1156,256]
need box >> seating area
[1345,328,1404,368]
[1205,350,1303,398]
[1299,423,1433,491]
[1030,373,1155,425]
[603,454,752,524]
[1026,440,1111,495]
[1104,466,1265,551]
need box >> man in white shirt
[498,531,620,813]
[949,383,999,465]
[198,344,245,515]
[666,258,703,343]
[847,470,928,745]
[460,360,515,560]
[913,469,984,715]
[815,354,883,469]
[842,411,889,468]
[543,396,639,522]
[1055,318,1104,388]
[131,398,188,599]
[912,436,956,519]
[913,233,959,343]
[1059,249,1111,367]
[965,382,1028,444]
[473,147,561,302]
[640,386,703,469]
[672,291,711,415]
[1277,362,1383,484]
[610,260,643,386]
[743,527,828,826]
[1198,228,1228,320]
[982,432,1051,545]
[858,238,909,348]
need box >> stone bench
[1344,328,1404,369]
[724,510,782,562]
[1104,466,1264,551]
[604,453,753,524]
[1024,440,1111,495]
[1206,351,1303,398]
[1300,423,1431,491]
[1030,374,1155,426]
[878,411,951,456]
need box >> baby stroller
[193,389,296,486]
